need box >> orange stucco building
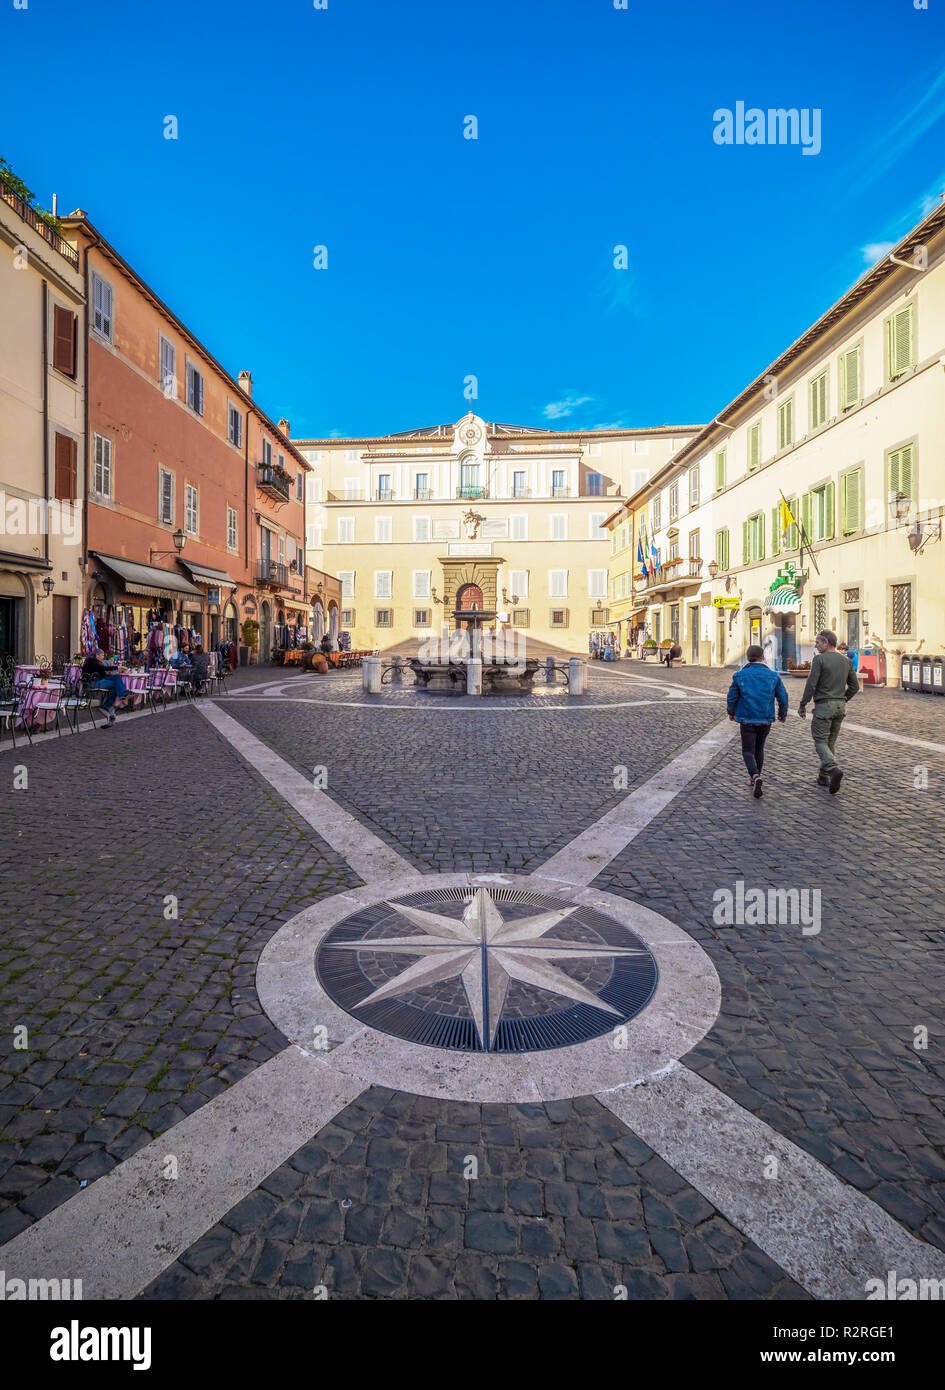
[61,213,309,662]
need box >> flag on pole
[779,496,796,545]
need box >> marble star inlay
[325,888,649,1050]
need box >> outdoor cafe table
[16,680,62,732]
[118,671,150,708]
[13,664,44,686]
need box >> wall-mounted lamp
[38,576,55,600]
[707,560,719,580]
[150,529,186,561]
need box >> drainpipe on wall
[41,280,50,569]
[81,238,92,602]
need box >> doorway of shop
[52,595,72,667]
[689,606,699,665]
[846,609,860,650]
[0,596,18,663]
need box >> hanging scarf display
[81,609,99,654]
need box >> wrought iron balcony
[551,485,570,498]
[256,560,289,588]
[257,465,291,502]
[456,485,489,500]
[327,489,361,502]
[511,486,530,498]
[376,489,394,501]
[414,488,432,500]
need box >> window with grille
[159,468,174,525]
[812,594,827,632]
[809,371,828,429]
[590,608,609,624]
[185,484,198,535]
[341,608,355,626]
[843,587,860,606]
[891,583,912,635]
[512,609,529,627]
[550,608,569,628]
[227,506,238,551]
[375,609,392,627]
[93,434,112,497]
[887,304,914,380]
[414,609,431,627]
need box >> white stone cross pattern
[324,887,648,1049]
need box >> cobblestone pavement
[0,706,358,1243]
[2,656,944,1300]
[219,667,723,873]
[140,1088,809,1300]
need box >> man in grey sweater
[798,630,859,793]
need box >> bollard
[545,655,556,684]
[362,656,381,693]
[390,654,403,685]
[466,658,482,696]
[568,656,587,696]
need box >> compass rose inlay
[316,887,658,1053]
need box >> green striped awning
[764,585,801,613]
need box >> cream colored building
[295,417,698,650]
[607,196,945,682]
[0,176,86,667]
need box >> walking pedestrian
[798,630,859,793]
[726,644,789,798]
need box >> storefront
[762,563,804,670]
[179,561,240,653]
[87,552,204,662]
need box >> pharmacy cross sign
[316,887,658,1053]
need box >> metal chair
[0,681,23,748]
[145,668,168,711]
[30,682,64,737]
[61,677,102,732]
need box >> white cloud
[861,241,895,267]
[543,395,592,420]
[592,420,628,431]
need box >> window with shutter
[715,529,729,570]
[801,492,812,546]
[887,444,915,504]
[715,450,726,491]
[824,481,835,540]
[839,347,861,410]
[770,507,781,556]
[93,434,112,497]
[809,371,827,429]
[783,497,798,550]
[588,513,606,539]
[92,273,112,340]
[841,470,862,534]
[413,571,431,599]
[742,519,751,565]
[747,422,761,470]
[375,517,392,544]
[338,517,355,544]
[413,516,430,543]
[228,506,238,551]
[54,433,77,502]
[551,515,567,540]
[689,466,700,507]
[777,399,793,451]
[160,336,176,396]
[158,468,174,525]
[185,484,199,535]
[374,571,392,598]
[549,570,568,598]
[887,305,914,380]
[669,483,679,519]
[510,515,527,541]
[339,571,355,599]
[53,306,76,377]
[588,569,607,599]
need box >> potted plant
[241,618,259,665]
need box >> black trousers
[739,722,771,777]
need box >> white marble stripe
[217,696,714,713]
[196,701,421,884]
[0,1049,364,1301]
[601,1063,945,1300]
[539,718,737,886]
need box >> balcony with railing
[456,485,489,500]
[414,488,432,500]
[0,172,79,268]
[257,464,291,503]
[376,489,394,501]
[551,485,570,498]
[511,486,531,498]
[327,489,362,502]
[256,559,289,588]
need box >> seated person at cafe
[169,650,191,671]
[81,649,129,726]
[188,645,211,693]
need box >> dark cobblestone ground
[139,1087,809,1301]
[220,669,723,874]
[0,706,359,1242]
[596,701,945,1253]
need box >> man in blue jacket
[727,645,789,799]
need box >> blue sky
[4,0,945,439]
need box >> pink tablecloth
[16,683,62,731]
[119,673,150,708]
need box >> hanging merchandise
[81,608,99,654]
[338,630,351,652]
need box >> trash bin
[900,655,913,690]
[910,657,923,691]
[920,657,935,694]
[933,656,945,696]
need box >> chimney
[52,194,58,216]
[278,418,290,438]
[238,370,253,398]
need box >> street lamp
[707,560,719,580]
[38,576,54,600]
[150,528,186,562]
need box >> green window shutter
[715,450,726,491]
[842,470,861,534]
[722,529,729,570]
[801,491,812,544]
[777,400,793,451]
[787,498,798,550]
[757,513,765,560]
[748,423,760,470]
[771,506,781,555]
[888,306,914,378]
[824,482,835,540]
[809,373,826,429]
[900,444,915,502]
[840,347,860,410]
[742,519,751,564]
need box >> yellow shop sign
[712,596,740,609]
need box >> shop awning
[92,552,202,600]
[181,561,238,588]
[764,585,802,613]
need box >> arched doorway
[223,600,238,646]
[259,600,272,664]
[455,582,484,630]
